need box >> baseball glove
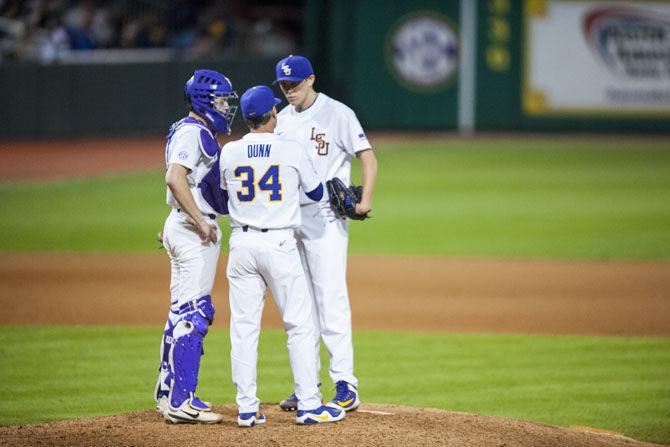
[326,177,370,221]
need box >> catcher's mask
[185,69,238,135]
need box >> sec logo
[385,11,459,93]
[178,151,189,160]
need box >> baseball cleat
[296,405,345,425]
[279,393,298,411]
[327,380,360,412]
[279,382,322,411]
[156,395,169,415]
[164,400,222,424]
[189,396,212,411]
[237,411,266,427]
[158,395,211,414]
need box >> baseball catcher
[326,177,370,220]
[155,68,237,425]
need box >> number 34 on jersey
[219,134,321,230]
[234,164,282,202]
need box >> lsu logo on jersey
[310,127,329,156]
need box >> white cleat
[156,395,169,415]
[164,400,222,424]
[237,411,266,427]
[296,405,345,425]
[327,380,361,412]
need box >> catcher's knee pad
[168,307,210,408]
[174,295,215,324]
[196,294,215,324]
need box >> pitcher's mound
[0,403,661,447]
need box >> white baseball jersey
[275,93,371,204]
[219,132,321,229]
[165,119,220,216]
[274,92,372,389]
[162,117,222,309]
[220,130,323,413]
[158,116,223,416]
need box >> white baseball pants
[227,228,321,413]
[162,209,221,310]
[297,203,358,387]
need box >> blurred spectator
[185,0,236,59]
[247,18,295,57]
[0,15,24,62]
[0,0,302,63]
[27,11,70,62]
[90,5,116,48]
[120,16,150,48]
[62,1,93,50]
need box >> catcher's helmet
[185,69,238,134]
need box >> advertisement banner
[523,0,670,116]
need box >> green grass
[1,139,669,259]
[0,326,668,444]
[349,139,670,259]
[0,171,167,252]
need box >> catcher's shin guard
[154,315,176,405]
[168,310,210,409]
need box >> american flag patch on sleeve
[358,133,366,140]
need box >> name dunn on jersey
[247,144,272,158]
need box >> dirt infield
[2,137,669,446]
[0,137,165,181]
[1,252,669,335]
[0,254,668,446]
[0,404,663,447]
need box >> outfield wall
[316,0,670,133]
[0,59,278,139]
[1,0,669,138]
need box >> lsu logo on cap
[281,63,292,76]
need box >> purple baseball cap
[240,85,281,119]
[274,55,314,83]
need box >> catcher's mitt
[326,177,370,221]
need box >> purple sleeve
[305,183,323,201]
[199,129,220,158]
[198,158,229,215]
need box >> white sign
[524,1,670,116]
